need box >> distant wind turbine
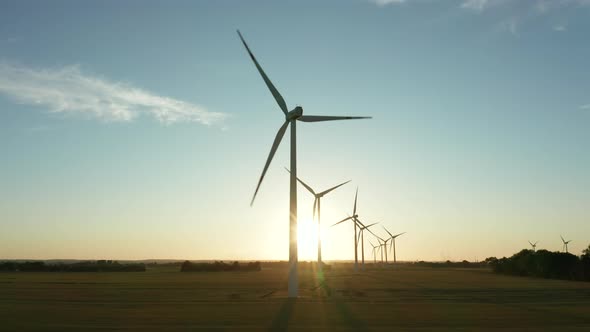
[369,240,380,264]
[528,241,538,252]
[383,227,405,264]
[354,218,379,269]
[238,30,371,298]
[376,235,390,263]
[560,235,572,253]
[285,168,350,272]
[332,188,362,271]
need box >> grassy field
[1,263,590,331]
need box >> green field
[1,264,590,331]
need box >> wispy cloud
[497,17,519,36]
[580,104,590,110]
[461,0,493,12]
[369,0,406,6]
[0,62,226,125]
[461,0,590,13]
[458,0,590,35]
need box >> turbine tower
[238,31,371,298]
[560,235,571,253]
[285,168,350,272]
[383,227,406,264]
[528,241,538,252]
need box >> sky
[1,0,589,262]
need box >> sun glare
[297,218,319,260]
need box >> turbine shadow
[268,298,296,332]
[320,282,369,331]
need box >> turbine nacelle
[287,106,303,121]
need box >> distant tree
[582,244,590,260]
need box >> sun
[297,218,319,261]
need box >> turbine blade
[365,222,379,229]
[250,121,289,206]
[331,216,352,227]
[298,115,372,122]
[319,180,351,196]
[298,177,316,196]
[354,217,366,228]
[393,232,406,238]
[528,241,533,246]
[237,30,288,115]
[382,226,393,238]
[366,227,379,239]
[284,168,316,195]
[560,235,565,243]
[357,231,362,248]
[312,198,318,221]
[353,187,358,216]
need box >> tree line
[180,261,261,272]
[486,244,590,281]
[0,260,146,272]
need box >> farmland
[1,264,590,331]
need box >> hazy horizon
[1,0,589,262]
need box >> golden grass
[1,264,590,331]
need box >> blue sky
[1,0,589,261]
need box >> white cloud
[0,62,226,125]
[461,0,590,12]
[460,0,490,12]
[553,24,567,31]
[370,0,406,6]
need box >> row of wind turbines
[238,30,376,298]
[331,187,406,270]
[289,170,406,271]
[528,236,573,253]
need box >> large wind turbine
[238,31,371,297]
[285,168,350,272]
[332,188,363,271]
[355,218,378,269]
[560,235,572,253]
[528,241,538,252]
[383,227,406,264]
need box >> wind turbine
[376,237,384,262]
[355,218,379,269]
[383,227,405,264]
[376,235,390,263]
[560,235,572,253]
[238,31,371,298]
[285,168,350,272]
[332,188,363,271]
[369,240,380,264]
[528,241,538,252]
